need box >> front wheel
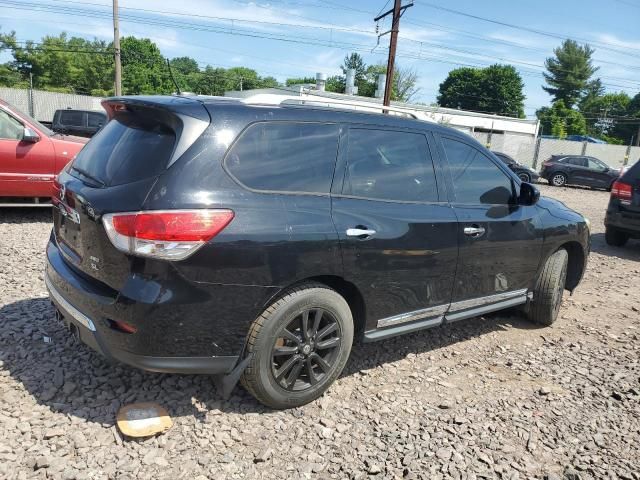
[605,227,629,247]
[527,249,568,326]
[241,283,353,409]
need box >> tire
[550,172,567,187]
[527,249,568,326]
[518,172,531,183]
[241,283,353,409]
[605,227,629,247]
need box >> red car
[0,99,87,206]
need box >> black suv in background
[52,108,107,137]
[540,154,620,190]
[46,96,590,409]
[605,160,640,246]
[492,151,540,183]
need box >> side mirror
[22,127,40,143]
[519,182,540,206]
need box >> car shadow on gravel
[589,233,640,261]
[0,208,52,224]
[1,296,545,423]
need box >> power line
[413,1,640,59]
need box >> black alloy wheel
[271,308,341,391]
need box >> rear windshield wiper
[71,166,105,187]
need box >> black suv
[46,96,590,409]
[492,151,540,183]
[605,160,640,246]
[52,108,107,137]
[540,154,620,190]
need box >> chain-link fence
[0,87,103,123]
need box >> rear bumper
[605,209,640,238]
[46,272,238,374]
[44,232,277,374]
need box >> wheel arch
[557,241,587,292]
[261,275,366,340]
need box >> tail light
[102,209,234,261]
[611,181,632,201]
[542,161,552,167]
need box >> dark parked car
[46,96,590,409]
[492,151,540,183]
[540,155,621,190]
[52,108,107,137]
[605,159,640,246]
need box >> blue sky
[1,0,639,118]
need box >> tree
[340,52,366,83]
[285,76,315,86]
[543,39,599,108]
[394,66,420,102]
[120,36,172,94]
[536,100,587,137]
[437,64,525,117]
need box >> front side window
[225,122,339,193]
[0,109,23,140]
[587,158,607,171]
[442,137,513,205]
[343,128,438,202]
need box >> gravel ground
[0,184,639,480]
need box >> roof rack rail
[280,98,419,119]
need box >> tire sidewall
[252,288,353,408]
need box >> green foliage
[0,29,283,97]
[537,100,587,137]
[437,64,525,117]
[285,76,315,86]
[1,30,113,95]
[341,52,367,82]
[543,39,599,108]
[580,92,640,144]
[325,75,345,93]
[120,36,172,94]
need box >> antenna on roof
[166,59,181,95]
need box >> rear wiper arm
[71,166,105,187]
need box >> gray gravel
[1,184,639,480]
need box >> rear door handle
[463,226,486,237]
[346,228,376,238]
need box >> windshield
[3,102,53,136]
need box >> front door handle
[463,226,486,237]
[346,227,376,238]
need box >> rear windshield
[71,113,175,186]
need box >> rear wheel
[518,172,532,183]
[550,173,567,187]
[241,283,353,409]
[605,227,629,247]
[527,249,568,326]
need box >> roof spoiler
[102,96,210,167]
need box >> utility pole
[113,0,122,96]
[374,0,413,108]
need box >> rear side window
[622,160,640,182]
[71,113,175,186]
[343,129,437,202]
[442,138,513,205]
[60,111,83,127]
[87,112,105,128]
[225,122,339,193]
